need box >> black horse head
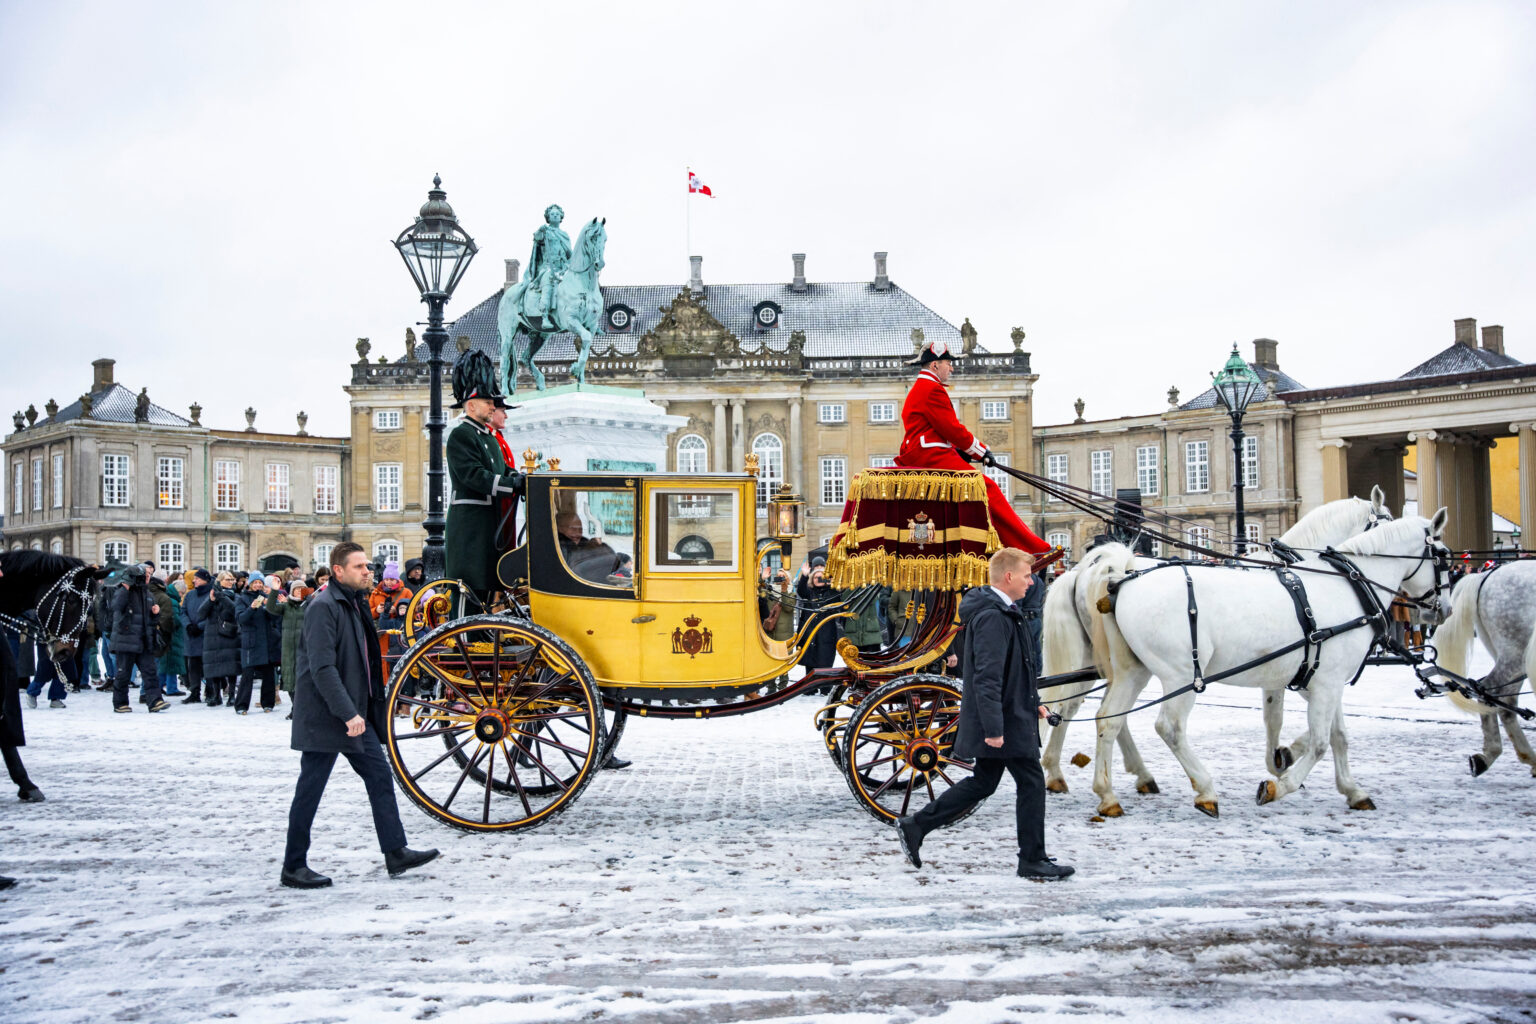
[0,551,108,662]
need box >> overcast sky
[2,1,1531,438]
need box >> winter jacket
[839,585,890,649]
[796,574,839,670]
[266,592,308,692]
[290,581,386,754]
[236,592,282,668]
[157,595,188,677]
[182,583,211,657]
[196,585,243,680]
[109,584,160,655]
[367,580,412,620]
[952,586,1041,760]
[403,558,426,591]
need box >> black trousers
[113,650,162,709]
[283,722,407,872]
[206,676,235,703]
[236,664,277,712]
[911,755,1047,862]
[185,655,204,699]
[3,741,34,792]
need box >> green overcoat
[445,418,522,594]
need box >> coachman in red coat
[895,338,1051,555]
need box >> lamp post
[1211,344,1265,555]
[394,175,478,580]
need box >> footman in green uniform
[445,351,522,602]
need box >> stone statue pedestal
[499,384,687,474]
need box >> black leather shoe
[205,698,222,708]
[280,865,332,889]
[895,815,924,869]
[180,693,202,704]
[603,755,633,770]
[385,847,440,877]
[1018,857,1075,880]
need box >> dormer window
[753,300,782,330]
[606,303,636,333]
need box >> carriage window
[552,487,635,590]
[651,489,738,572]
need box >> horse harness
[0,567,95,656]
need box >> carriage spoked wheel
[814,683,857,771]
[384,615,605,832]
[841,673,977,827]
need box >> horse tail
[1041,567,1089,680]
[1439,573,1493,717]
[1080,544,1139,685]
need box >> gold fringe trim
[827,548,993,592]
[846,468,991,505]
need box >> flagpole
[685,165,692,271]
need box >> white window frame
[214,541,242,573]
[31,457,43,511]
[1136,445,1159,497]
[314,464,339,515]
[1241,435,1260,490]
[1245,521,1262,547]
[157,456,184,509]
[1046,531,1071,560]
[50,538,63,555]
[314,543,335,570]
[1090,449,1113,496]
[215,460,241,511]
[51,453,63,508]
[867,401,897,425]
[101,454,130,508]
[265,463,291,513]
[103,539,132,564]
[751,433,784,511]
[373,539,403,566]
[869,455,897,469]
[1186,525,1212,551]
[820,456,847,506]
[374,463,402,512]
[1045,453,1068,501]
[985,452,1011,498]
[817,402,846,425]
[157,540,186,575]
[374,409,402,431]
[1185,440,1210,494]
[12,461,23,513]
[981,400,1009,422]
[675,434,708,474]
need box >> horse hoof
[1273,747,1294,772]
[1100,803,1124,818]
[1255,780,1278,806]
[1194,799,1219,818]
[1469,754,1489,778]
[1046,778,1069,794]
[1517,751,1533,767]
[1070,753,1091,768]
[1349,797,1377,811]
[1137,780,1161,795]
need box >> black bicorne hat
[905,337,961,367]
[450,350,512,409]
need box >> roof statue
[135,388,150,422]
[960,318,977,355]
[497,205,608,395]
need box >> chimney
[1481,324,1504,355]
[92,357,115,392]
[1252,338,1279,371]
[791,253,807,293]
[504,258,519,288]
[873,251,889,291]
[688,255,703,292]
[1454,317,1477,347]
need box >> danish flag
[687,170,714,197]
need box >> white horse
[1080,510,1449,818]
[1039,488,1394,795]
[1431,561,1536,777]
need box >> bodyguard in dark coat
[181,569,213,703]
[235,577,283,713]
[281,542,437,889]
[109,567,168,713]
[896,549,1074,880]
[444,350,521,599]
[196,577,243,705]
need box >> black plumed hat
[450,350,511,409]
[905,337,961,367]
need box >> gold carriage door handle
[631,614,656,623]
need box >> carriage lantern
[393,175,479,579]
[767,484,806,552]
[1211,344,1265,554]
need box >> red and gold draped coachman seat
[827,468,1002,592]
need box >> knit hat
[151,569,169,583]
[383,561,401,581]
[265,574,284,589]
[193,568,212,583]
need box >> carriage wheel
[841,673,977,827]
[814,683,856,771]
[384,615,604,832]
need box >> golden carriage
[385,454,1008,832]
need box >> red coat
[894,370,1049,555]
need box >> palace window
[1045,453,1068,501]
[314,543,334,570]
[215,460,240,511]
[215,542,242,573]
[1184,440,1209,494]
[1186,525,1212,550]
[374,463,402,512]
[50,538,63,555]
[985,452,1011,499]
[868,401,896,424]
[10,461,19,513]
[752,433,784,511]
[157,456,184,509]
[157,541,186,575]
[374,409,402,431]
[982,400,1009,422]
[373,540,402,566]
[315,465,339,514]
[870,456,897,468]
[1136,445,1159,497]
[1046,531,1071,560]
[820,457,847,505]
[1090,450,1113,496]
[103,540,131,563]
[266,463,291,512]
[102,454,130,508]
[675,434,708,473]
[1241,435,1260,489]
[52,454,63,508]
[818,403,846,425]
[31,457,42,511]
[1246,521,1263,547]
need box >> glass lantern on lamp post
[767,484,806,562]
[393,175,478,580]
[1211,344,1265,555]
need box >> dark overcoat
[796,575,838,670]
[445,418,521,594]
[196,585,243,679]
[157,595,187,677]
[236,592,281,668]
[290,583,386,754]
[952,586,1042,760]
[182,584,211,657]
[109,584,159,655]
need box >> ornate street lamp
[1211,344,1265,554]
[767,483,806,559]
[394,175,478,579]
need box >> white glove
[965,439,988,460]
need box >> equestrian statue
[497,204,608,395]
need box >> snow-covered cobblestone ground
[2,650,1533,1024]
